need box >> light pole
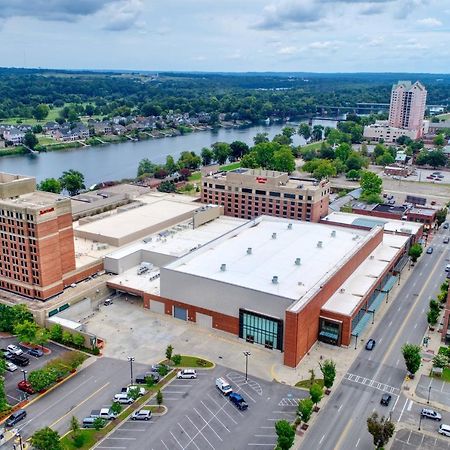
[243,351,251,382]
[418,413,423,431]
[16,432,23,450]
[427,385,431,404]
[354,334,358,350]
[21,369,27,383]
[127,357,135,385]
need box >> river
[0,119,338,187]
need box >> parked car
[177,369,197,379]
[28,348,44,357]
[10,354,29,367]
[90,408,117,420]
[121,385,146,396]
[17,380,35,395]
[113,393,133,404]
[229,392,248,410]
[421,408,442,421]
[216,378,233,396]
[104,298,113,306]
[444,223,449,229]
[380,394,391,406]
[365,339,376,351]
[5,410,26,427]
[439,424,450,437]
[444,237,449,244]
[0,349,12,359]
[135,372,160,384]
[131,409,152,421]
[5,361,17,372]
[150,364,168,373]
[7,345,23,356]
[82,417,97,428]
[426,247,434,254]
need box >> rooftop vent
[288,223,293,230]
[247,247,252,255]
[339,288,345,294]
[369,255,375,260]
[298,281,304,286]
[331,230,336,237]
[295,258,301,266]
[272,276,279,284]
[272,232,277,239]
[220,264,226,272]
[317,241,323,248]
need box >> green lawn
[435,113,450,120]
[441,368,450,382]
[295,379,324,389]
[61,429,98,450]
[300,141,323,151]
[36,134,58,145]
[188,172,202,181]
[169,355,214,368]
[219,162,241,172]
[0,106,64,126]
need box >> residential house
[3,128,25,146]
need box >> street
[300,227,450,449]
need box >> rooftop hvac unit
[369,255,375,260]
[298,281,304,286]
[247,247,252,255]
[272,232,277,239]
[295,258,301,266]
[331,230,336,237]
[317,241,323,248]
[288,223,293,230]
[339,288,345,293]
[272,276,279,284]
[220,264,227,272]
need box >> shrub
[49,324,63,342]
[62,331,73,345]
[172,354,182,365]
[73,434,85,448]
[93,417,105,431]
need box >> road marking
[337,405,343,412]
[96,447,126,449]
[161,440,170,450]
[248,444,274,447]
[185,416,215,449]
[356,438,360,447]
[334,418,353,450]
[49,382,110,428]
[255,434,276,438]
[170,431,184,449]
[118,428,146,431]
[106,437,137,440]
[407,400,413,411]
[343,373,400,395]
[319,434,326,444]
[192,409,223,441]
[178,422,200,450]
[200,401,230,431]
[398,398,408,422]
[206,394,238,425]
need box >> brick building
[201,168,330,222]
[0,172,77,300]
[107,214,412,367]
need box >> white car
[122,385,146,396]
[7,345,23,356]
[5,361,18,372]
[177,369,197,379]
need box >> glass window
[239,309,283,351]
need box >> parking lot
[1,336,66,406]
[98,365,307,450]
[391,429,450,450]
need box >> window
[269,191,281,197]
[242,188,252,194]
[284,193,295,199]
[255,190,266,196]
[239,309,283,351]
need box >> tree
[230,141,249,160]
[59,169,85,196]
[297,398,313,424]
[319,359,336,390]
[433,353,448,369]
[434,134,445,147]
[253,132,269,145]
[427,150,447,168]
[427,309,439,326]
[29,368,57,391]
[166,344,174,361]
[401,343,421,375]
[70,415,80,436]
[38,178,62,194]
[313,160,336,180]
[165,155,178,174]
[137,158,157,177]
[271,147,296,173]
[158,181,176,193]
[201,147,214,166]
[346,169,361,180]
[31,427,62,450]
[335,143,351,162]
[254,142,279,168]
[110,401,122,416]
[212,142,231,165]
[62,330,73,345]
[156,389,163,406]
[241,151,259,168]
[311,125,324,141]
[128,387,141,401]
[360,171,382,203]
[49,323,63,342]
[172,354,182,365]
[319,142,335,160]
[72,333,85,349]
[93,417,106,431]
[408,243,423,264]
[367,413,395,450]
[35,327,50,350]
[178,151,201,170]
[298,123,311,140]
[309,383,323,407]
[14,320,38,344]
[275,419,295,450]
[33,124,43,133]
[24,131,39,149]
[436,208,448,228]
[33,103,50,121]
[84,104,95,117]
[376,152,395,167]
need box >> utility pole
[243,351,251,382]
[127,356,135,385]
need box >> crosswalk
[227,372,263,396]
[344,372,400,395]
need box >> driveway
[97,365,307,450]
[82,296,283,381]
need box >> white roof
[106,216,246,261]
[322,233,409,316]
[323,211,422,235]
[166,216,371,305]
[109,267,161,296]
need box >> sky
[0,0,449,73]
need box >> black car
[426,247,434,254]
[28,348,44,357]
[365,339,376,350]
[10,354,30,367]
[135,372,160,384]
[5,409,27,427]
[380,394,392,406]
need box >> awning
[393,255,409,272]
[381,275,398,293]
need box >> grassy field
[436,113,450,120]
[300,141,323,151]
[36,134,58,145]
[219,161,241,171]
[61,429,98,450]
[295,379,324,389]
[0,106,64,126]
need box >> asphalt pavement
[300,227,450,450]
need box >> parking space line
[96,447,127,449]
[105,437,137,440]
[185,415,216,449]
[170,431,184,449]
[248,444,274,446]
[201,400,231,431]
[193,408,223,441]
[161,440,170,450]
[178,422,201,450]
[235,385,256,404]
[206,394,238,424]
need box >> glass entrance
[239,309,283,351]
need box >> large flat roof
[166,216,371,304]
[322,233,409,316]
[323,211,422,235]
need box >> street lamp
[16,432,23,450]
[354,334,358,350]
[427,385,432,404]
[243,351,251,382]
[21,369,27,383]
[418,413,423,431]
[127,357,135,385]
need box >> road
[301,227,450,450]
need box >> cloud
[360,4,385,15]
[395,38,428,50]
[307,41,340,50]
[277,46,298,55]
[101,0,144,31]
[366,37,385,47]
[0,0,114,22]
[417,17,442,27]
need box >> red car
[17,380,35,395]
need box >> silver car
[131,409,152,421]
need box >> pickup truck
[229,392,248,411]
[90,408,117,420]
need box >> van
[177,369,197,379]
[216,378,233,396]
[439,424,450,437]
[113,393,133,404]
[82,417,96,428]
[103,298,113,306]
